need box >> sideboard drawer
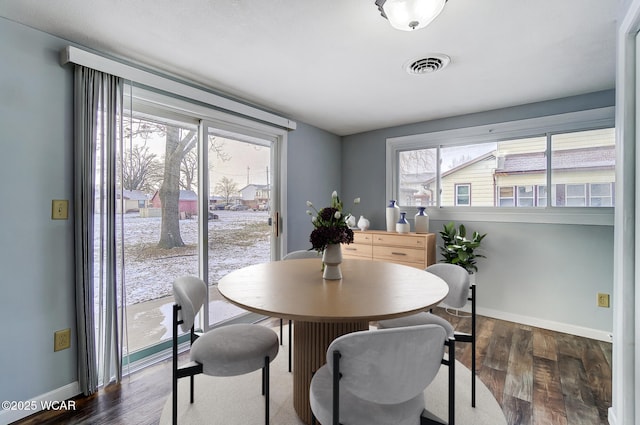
[372,233,426,249]
[373,245,425,265]
[352,232,374,244]
[343,243,373,259]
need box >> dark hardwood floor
[13,310,611,425]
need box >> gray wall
[341,91,615,336]
[0,17,76,402]
[286,122,342,254]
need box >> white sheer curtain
[73,65,127,395]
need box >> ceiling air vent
[405,54,450,75]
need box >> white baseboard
[0,381,80,425]
[477,307,613,342]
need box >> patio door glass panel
[116,87,202,358]
[202,121,278,329]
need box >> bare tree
[399,149,436,176]
[157,126,196,249]
[121,143,163,192]
[180,149,197,191]
[215,176,239,205]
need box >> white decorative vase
[414,207,429,234]
[357,215,370,231]
[386,200,400,232]
[322,244,343,280]
[396,211,410,233]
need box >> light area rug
[160,327,506,425]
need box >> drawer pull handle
[345,248,357,251]
[391,252,407,256]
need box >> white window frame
[517,185,535,207]
[498,186,515,207]
[455,183,471,206]
[386,107,615,225]
[589,182,614,207]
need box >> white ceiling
[0,0,618,136]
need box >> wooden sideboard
[342,230,436,269]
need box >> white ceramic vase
[357,215,370,231]
[396,212,410,233]
[386,200,400,232]
[414,207,429,234]
[322,243,343,280]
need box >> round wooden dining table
[217,257,449,425]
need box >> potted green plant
[439,221,487,273]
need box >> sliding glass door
[108,87,284,365]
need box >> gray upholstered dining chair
[378,263,476,407]
[280,250,320,372]
[309,324,455,425]
[171,276,279,425]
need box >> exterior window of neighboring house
[590,183,613,206]
[538,185,548,207]
[455,184,471,206]
[566,184,587,206]
[517,185,535,206]
[498,186,515,206]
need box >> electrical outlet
[54,328,71,351]
[597,293,610,308]
[51,200,69,220]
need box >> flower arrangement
[306,191,360,253]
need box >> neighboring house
[239,184,270,209]
[441,152,497,207]
[495,145,615,207]
[402,128,615,207]
[150,189,198,216]
[116,190,148,213]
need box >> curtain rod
[60,46,296,131]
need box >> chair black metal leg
[262,366,266,396]
[288,320,292,373]
[190,375,195,403]
[332,351,341,425]
[264,356,270,425]
[172,305,179,425]
[471,284,476,408]
[172,378,178,425]
[448,338,455,425]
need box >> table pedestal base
[293,320,369,425]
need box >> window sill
[401,206,614,226]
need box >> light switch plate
[52,200,69,220]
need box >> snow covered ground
[118,209,271,305]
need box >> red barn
[150,190,198,217]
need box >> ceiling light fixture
[375,0,447,31]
